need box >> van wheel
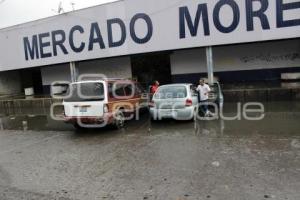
[73,122,86,130]
[113,110,125,129]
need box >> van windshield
[64,82,105,102]
[155,86,187,99]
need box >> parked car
[63,79,147,129]
[149,84,198,121]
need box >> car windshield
[64,82,105,102]
[155,86,187,99]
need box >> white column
[206,46,214,85]
[70,62,78,82]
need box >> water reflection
[0,101,299,138]
[195,118,225,137]
[0,115,73,131]
[194,109,300,138]
[150,101,300,138]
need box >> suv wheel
[113,110,125,129]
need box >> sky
[0,0,117,29]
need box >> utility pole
[70,62,78,83]
[70,2,75,11]
[206,46,214,85]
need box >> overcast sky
[0,0,117,29]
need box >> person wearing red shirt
[150,81,159,94]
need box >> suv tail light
[185,99,193,107]
[103,104,109,113]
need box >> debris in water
[291,139,300,148]
[22,121,28,131]
[212,161,220,167]
[264,194,273,198]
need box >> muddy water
[195,101,300,138]
[0,102,299,200]
[0,101,299,138]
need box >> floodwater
[0,101,299,200]
[0,101,299,138]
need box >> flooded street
[1,0,300,198]
[0,101,299,200]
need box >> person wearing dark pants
[196,79,211,117]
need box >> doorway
[131,52,172,87]
[20,67,43,95]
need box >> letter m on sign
[179,4,210,38]
[23,35,39,61]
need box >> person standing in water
[196,79,211,116]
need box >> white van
[63,79,146,129]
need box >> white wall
[171,39,300,75]
[77,57,132,79]
[0,71,22,95]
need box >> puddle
[0,101,299,139]
[151,101,300,138]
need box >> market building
[0,0,299,95]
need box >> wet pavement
[0,101,299,200]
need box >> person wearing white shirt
[196,79,211,116]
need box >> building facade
[0,0,299,95]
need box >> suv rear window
[155,86,187,99]
[64,82,105,102]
